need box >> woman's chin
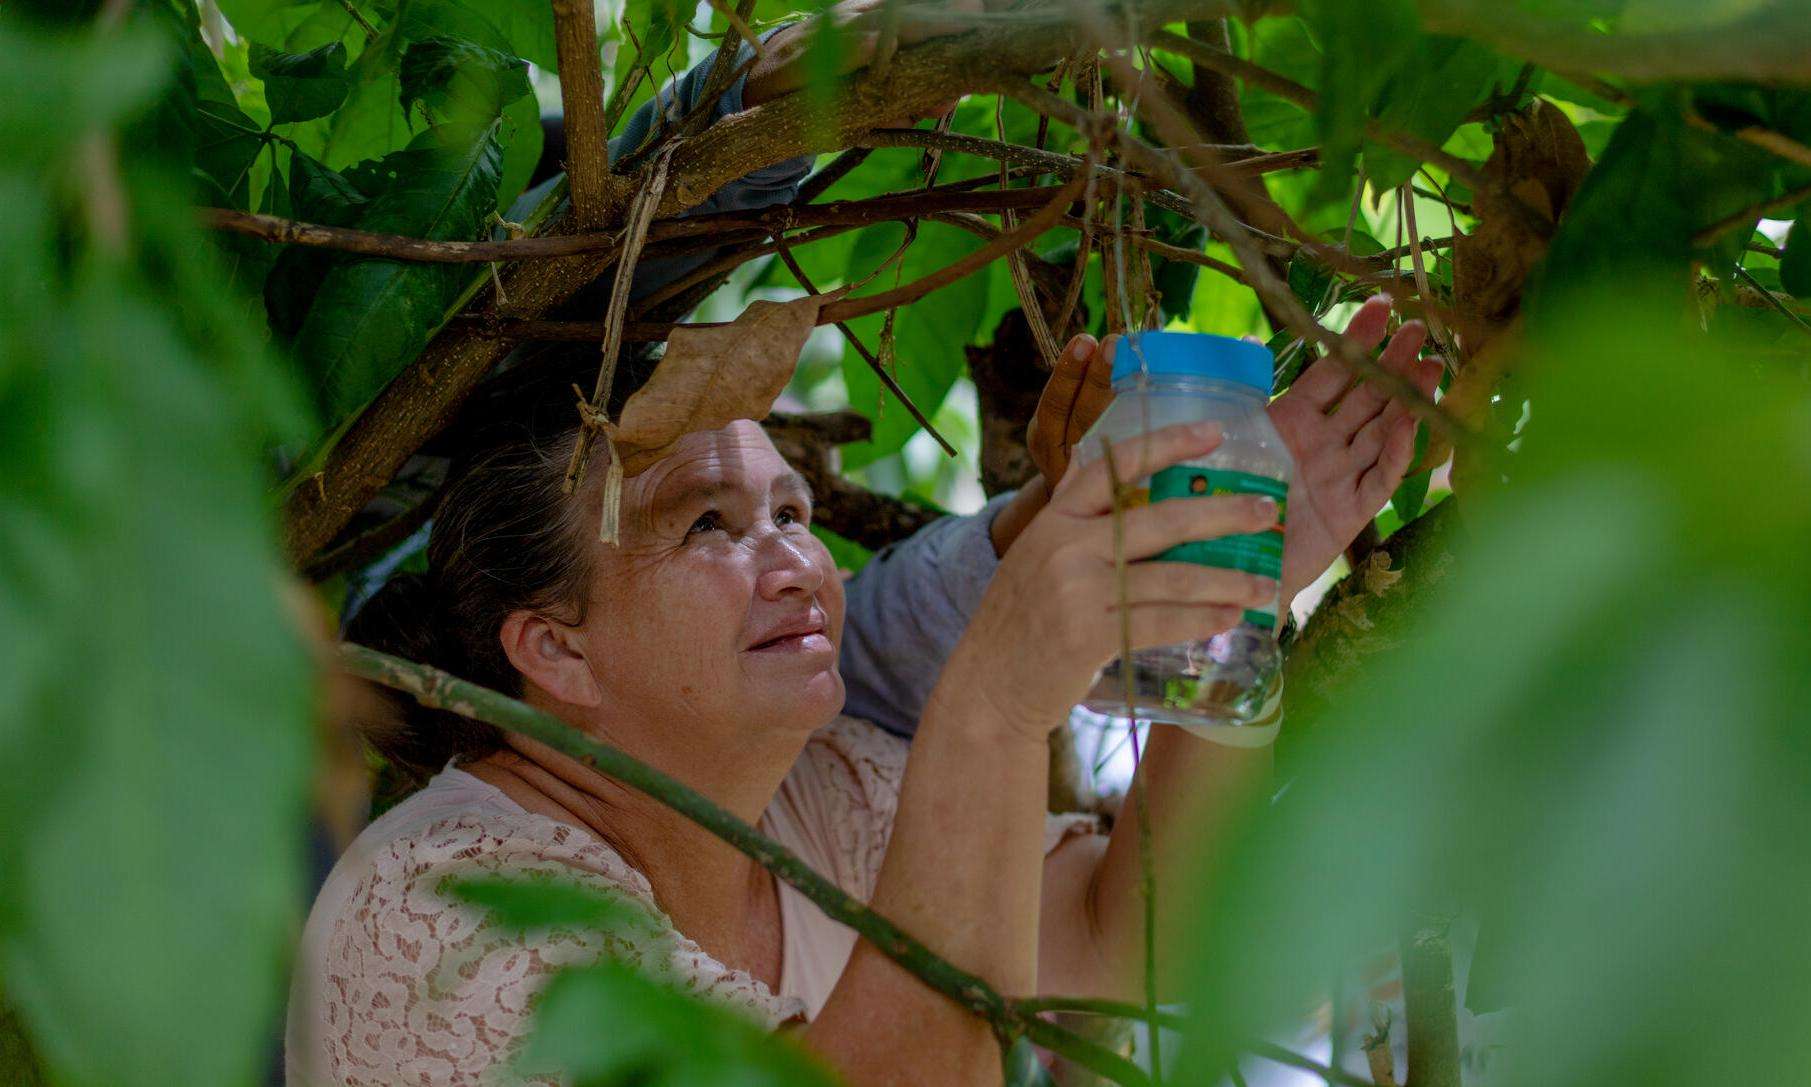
[751,668,846,733]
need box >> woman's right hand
[947,421,1283,739]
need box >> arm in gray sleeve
[838,492,1016,739]
[507,30,813,299]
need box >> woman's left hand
[1268,295,1442,602]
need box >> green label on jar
[1147,466,1286,629]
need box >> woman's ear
[499,611,603,708]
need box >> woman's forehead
[631,422,799,505]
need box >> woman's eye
[775,504,807,527]
[686,511,723,537]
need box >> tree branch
[1401,917,1463,1087]
[820,172,1087,323]
[277,0,1222,568]
[551,0,615,227]
[1419,0,1811,84]
[338,643,1152,1087]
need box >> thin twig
[564,147,675,497]
[339,643,1154,1087]
[1693,181,1811,247]
[1100,437,1163,1083]
[820,173,1087,324]
[772,236,958,456]
[707,0,763,54]
[1400,184,1451,359]
[799,147,873,202]
[1735,264,1811,337]
[335,0,379,43]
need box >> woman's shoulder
[313,768,659,942]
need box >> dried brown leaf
[610,293,833,475]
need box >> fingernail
[1191,421,1221,441]
[1068,338,1091,360]
[1252,496,1278,518]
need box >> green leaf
[446,0,560,69]
[811,523,875,575]
[399,36,531,126]
[1780,218,1811,300]
[1534,109,1775,308]
[1363,36,1514,190]
[191,97,271,208]
[1300,0,1424,200]
[1148,207,1208,324]
[449,876,654,932]
[293,122,503,422]
[1234,17,1321,151]
[521,963,839,1087]
[0,21,172,156]
[839,222,992,469]
[618,0,690,71]
[250,40,352,123]
[1390,466,1432,524]
[1175,283,1811,1087]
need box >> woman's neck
[464,702,807,986]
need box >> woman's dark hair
[345,344,660,791]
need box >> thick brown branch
[654,0,1225,219]
[551,0,614,227]
[1420,0,1811,84]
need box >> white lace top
[285,716,1099,1086]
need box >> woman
[287,276,1436,1083]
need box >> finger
[1285,295,1394,410]
[1332,320,1427,432]
[1346,398,1410,467]
[1347,355,1443,469]
[1063,337,1117,447]
[1116,604,1247,652]
[1053,421,1223,515]
[1342,294,1395,352]
[1115,562,1277,612]
[1030,335,1098,477]
[1355,413,1418,508]
[1411,355,1444,399]
[1110,493,1280,563]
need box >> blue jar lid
[1113,331,1275,394]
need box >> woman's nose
[753,527,825,600]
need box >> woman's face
[574,420,846,737]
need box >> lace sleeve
[302,812,799,1086]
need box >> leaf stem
[335,0,379,44]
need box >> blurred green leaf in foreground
[1175,278,1811,1085]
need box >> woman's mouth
[746,612,831,653]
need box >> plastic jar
[1076,330,1293,730]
